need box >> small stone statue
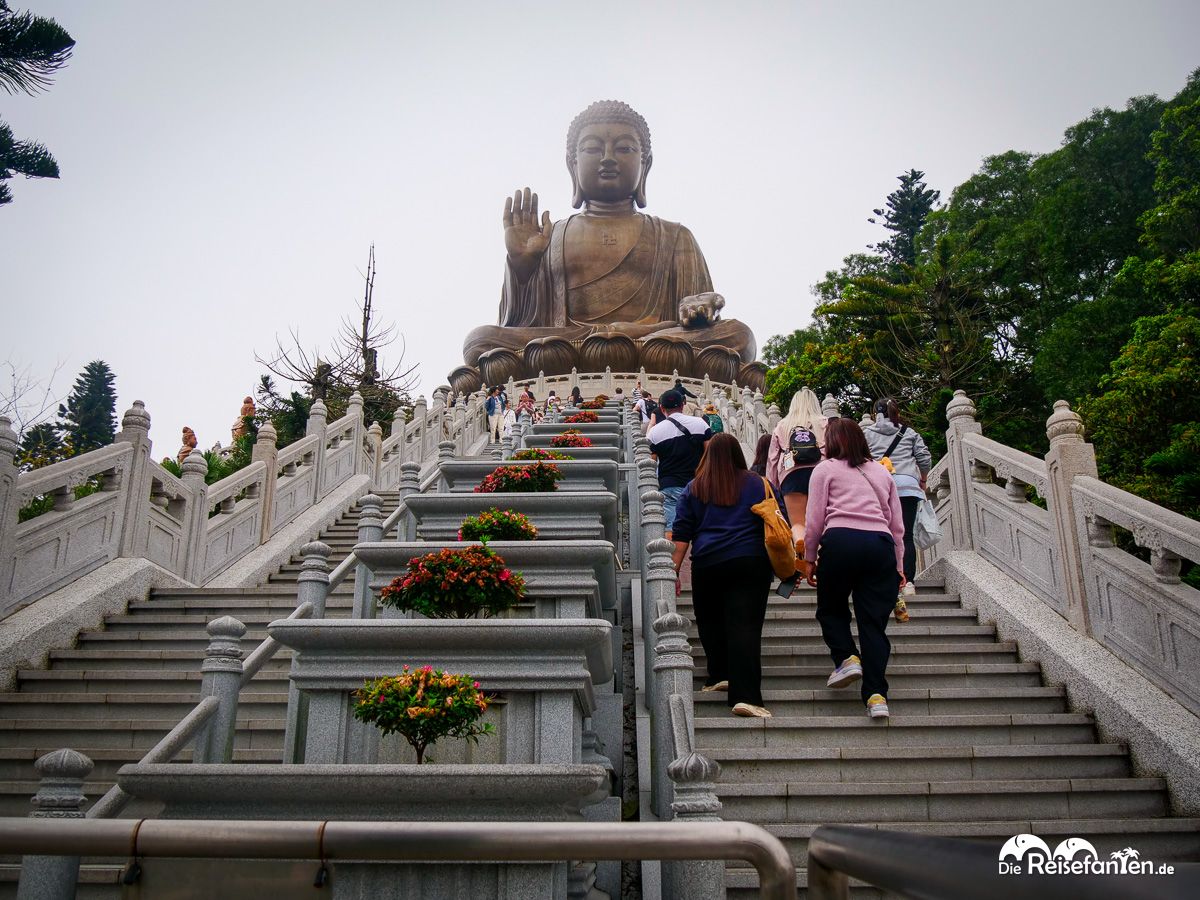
[232,396,256,441]
[177,426,198,464]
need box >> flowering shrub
[594,394,609,401]
[474,461,563,493]
[459,508,538,542]
[380,544,525,618]
[353,665,493,764]
[550,430,593,448]
[512,447,574,461]
[563,411,599,423]
[579,399,606,410]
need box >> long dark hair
[823,417,872,468]
[750,433,771,473]
[691,433,749,507]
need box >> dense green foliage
[764,70,1200,522]
[56,360,117,453]
[0,1,74,205]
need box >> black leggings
[900,496,920,582]
[814,528,901,704]
[691,555,773,707]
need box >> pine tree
[57,360,117,453]
[869,169,941,269]
[0,1,75,206]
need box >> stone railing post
[822,392,840,420]
[0,417,19,603]
[398,462,421,542]
[306,399,329,502]
[352,494,384,619]
[766,402,781,434]
[17,749,93,900]
[179,451,209,583]
[297,541,332,618]
[1044,401,1099,635]
[640,489,666,549]
[193,616,245,764]
[437,439,456,491]
[665,751,724,900]
[943,390,982,551]
[346,391,366,475]
[501,430,514,460]
[453,399,468,453]
[647,537,689,820]
[114,401,154,560]
[251,422,278,544]
[366,422,383,484]
[411,395,427,461]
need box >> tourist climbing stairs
[680,580,1200,898]
[0,492,401,826]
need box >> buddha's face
[573,122,645,203]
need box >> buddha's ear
[635,153,653,208]
[567,155,584,209]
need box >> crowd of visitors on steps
[636,386,931,723]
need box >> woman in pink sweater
[803,418,906,719]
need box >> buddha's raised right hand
[504,187,552,283]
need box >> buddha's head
[566,100,653,209]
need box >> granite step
[16,669,290,695]
[707,743,1132,783]
[0,746,280,781]
[693,712,1099,749]
[0,693,287,721]
[694,642,1023,668]
[692,685,1068,717]
[715,777,1170,823]
[691,662,1044,689]
[0,719,283,751]
[48,649,293,671]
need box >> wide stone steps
[0,494,388,824]
[680,584,1199,896]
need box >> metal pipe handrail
[0,818,795,898]
[806,825,1195,900]
[85,696,220,819]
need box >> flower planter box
[522,432,622,450]
[268,618,613,767]
[439,460,619,496]
[358,540,617,620]
[528,421,620,435]
[405,492,619,545]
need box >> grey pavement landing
[680,582,1200,899]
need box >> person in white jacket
[863,398,932,621]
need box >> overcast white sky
[2,1,1198,456]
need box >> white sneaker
[826,655,863,689]
[732,702,772,718]
[867,694,890,719]
[902,582,917,598]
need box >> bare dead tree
[254,245,419,406]
[0,359,65,437]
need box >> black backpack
[642,399,660,421]
[788,425,821,464]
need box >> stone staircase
[0,492,401,823]
[680,581,1200,898]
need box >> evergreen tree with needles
[57,361,117,453]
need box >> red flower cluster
[550,430,593,448]
[474,461,563,493]
[380,544,526,618]
[578,399,606,410]
[458,507,538,541]
[563,411,599,423]
[512,448,574,461]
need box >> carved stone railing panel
[1072,476,1200,713]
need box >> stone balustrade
[925,390,1200,715]
[0,386,493,619]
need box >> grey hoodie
[864,415,932,498]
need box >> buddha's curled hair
[566,100,652,166]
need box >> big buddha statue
[451,100,764,395]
